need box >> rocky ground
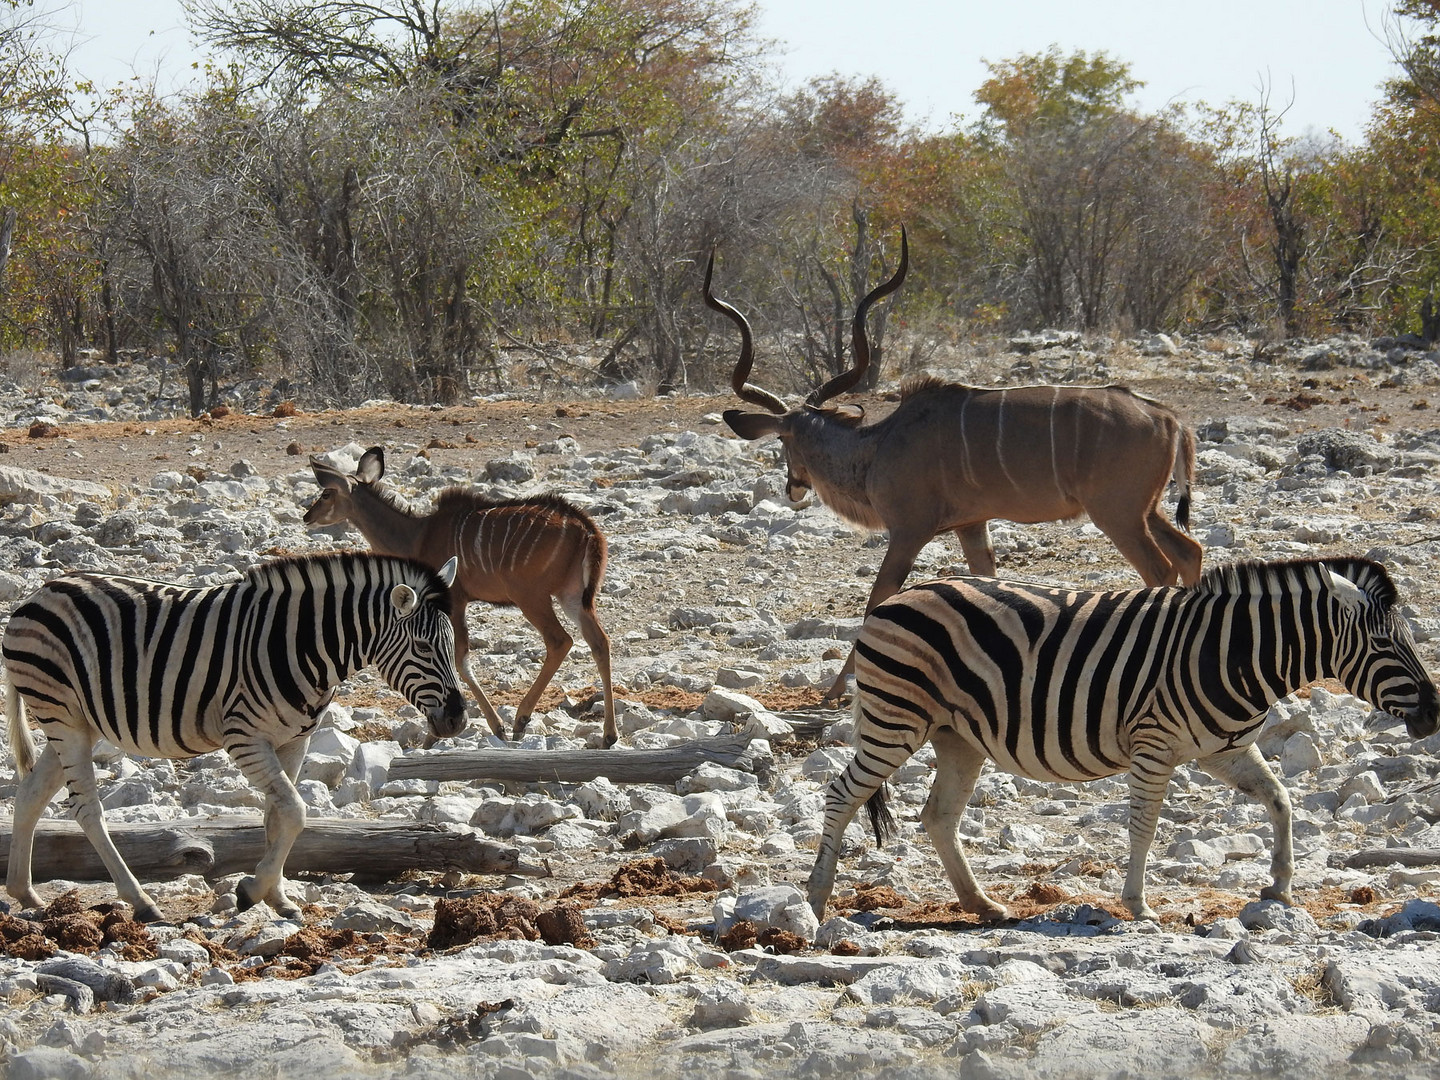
[2,330,1440,1078]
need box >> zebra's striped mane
[243,550,449,595]
[1193,556,1397,609]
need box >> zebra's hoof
[8,886,44,910]
[1260,885,1294,906]
[235,879,259,913]
[971,900,1009,922]
[134,902,166,924]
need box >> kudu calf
[306,448,616,747]
[705,228,1202,699]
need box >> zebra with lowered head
[808,556,1438,922]
[4,551,466,922]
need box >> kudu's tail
[1173,425,1196,531]
[7,680,37,776]
[581,526,608,611]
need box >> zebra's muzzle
[427,689,467,739]
[1401,681,1439,739]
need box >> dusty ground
[5,347,1438,929]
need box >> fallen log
[387,731,771,786]
[0,818,545,885]
[1343,847,1440,870]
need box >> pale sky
[62,0,1408,142]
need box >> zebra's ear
[357,447,386,484]
[1328,570,1365,610]
[437,556,458,588]
[390,583,419,617]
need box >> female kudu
[306,448,616,747]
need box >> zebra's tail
[6,680,36,777]
[852,686,897,847]
[865,787,897,847]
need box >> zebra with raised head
[808,557,1439,922]
[4,552,466,922]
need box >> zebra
[807,556,1439,922]
[3,552,466,923]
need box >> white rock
[719,884,820,941]
[801,747,850,782]
[1280,732,1323,775]
[347,740,401,793]
[0,464,110,505]
[700,687,767,722]
[620,792,728,843]
[1338,770,1385,805]
[676,761,758,793]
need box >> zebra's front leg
[1123,749,1178,920]
[7,740,66,911]
[923,726,1006,919]
[1197,743,1294,905]
[226,735,307,919]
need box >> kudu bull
[705,228,1202,699]
[306,448,617,747]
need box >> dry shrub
[848,884,907,912]
[718,920,758,952]
[282,926,360,963]
[756,927,806,954]
[40,891,85,919]
[47,913,104,953]
[273,401,298,417]
[429,893,542,951]
[535,904,591,947]
[0,893,155,962]
[1020,881,1072,905]
[561,857,717,901]
[0,913,54,960]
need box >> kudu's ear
[724,409,787,441]
[309,455,349,490]
[390,583,419,617]
[437,556,458,588]
[357,447,386,484]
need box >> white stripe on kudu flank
[958,392,977,487]
[995,389,1020,491]
[1048,386,1062,496]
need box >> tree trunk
[388,732,770,785]
[0,818,545,884]
[1343,847,1440,869]
[0,207,15,284]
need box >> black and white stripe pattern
[4,552,465,922]
[808,557,1438,921]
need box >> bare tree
[1380,1,1440,113]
